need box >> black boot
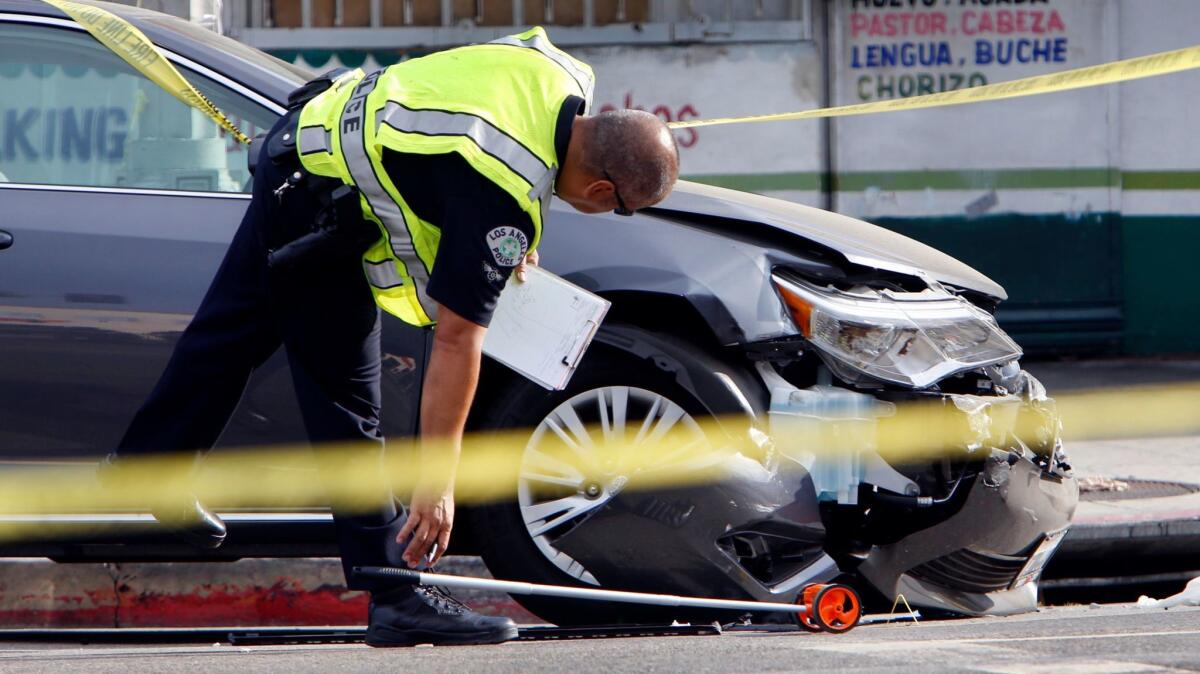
[366,585,518,647]
[97,454,227,549]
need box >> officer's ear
[581,178,616,202]
[554,164,615,214]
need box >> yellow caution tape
[0,381,1195,542]
[42,0,251,145]
[43,1,1200,141]
[668,44,1200,129]
[11,6,1200,544]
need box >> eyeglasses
[603,170,635,216]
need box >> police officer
[102,28,679,647]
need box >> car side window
[0,22,277,193]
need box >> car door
[0,17,426,481]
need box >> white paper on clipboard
[482,266,610,390]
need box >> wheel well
[470,291,729,424]
[456,291,757,557]
[600,291,727,353]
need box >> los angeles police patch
[486,226,529,267]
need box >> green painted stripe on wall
[683,169,1200,192]
[1122,171,1200,190]
[835,168,1119,191]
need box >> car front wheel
[469,331,757,626]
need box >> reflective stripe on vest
[490,32,594,107]
[376,101,552,197]
[293,29,591,327]
[363,258,404,289]
[338,71,438,321]
[298,125,331,155]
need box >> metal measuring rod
[354,566,862,633]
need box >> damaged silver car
[469,185,1079,625]
[0,0,1076,627]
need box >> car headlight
[772,273,1022,389]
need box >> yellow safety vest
[294,27,594,326]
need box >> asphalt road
[0,604,1196,673]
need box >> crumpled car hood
[652,181,1007,301]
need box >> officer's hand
[398,486,455,567]
[515,249,539,282]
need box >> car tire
[468,328,759,626]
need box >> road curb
[0,557,537,628]
[1048,497,1200,581]
[1068,512,1200,538]
[1065,491,1200,540]
[6,509,1195,627]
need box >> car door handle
[0,230,11,251]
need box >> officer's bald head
[582,110,679,208]
[557,109,680,215]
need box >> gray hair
[581,110,680,207]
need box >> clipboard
[482,266,610,390]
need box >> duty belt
[256,70,375,272]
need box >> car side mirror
[0,230,12,251]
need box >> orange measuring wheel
[795,583,826,632]
[811,584,861,633]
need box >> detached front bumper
[762,361,1079,616]
[859,452,1078,615]
[857,374,1079,616]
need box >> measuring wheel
[355,566,865,635]
[810,584,862,633]
[795,583,826,632]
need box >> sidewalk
[1041,433,1200,595]
[1047,433,1200,582]
[1025,358,1200,589]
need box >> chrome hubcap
[517,386,705,585]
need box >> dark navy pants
[117,116,406,590]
